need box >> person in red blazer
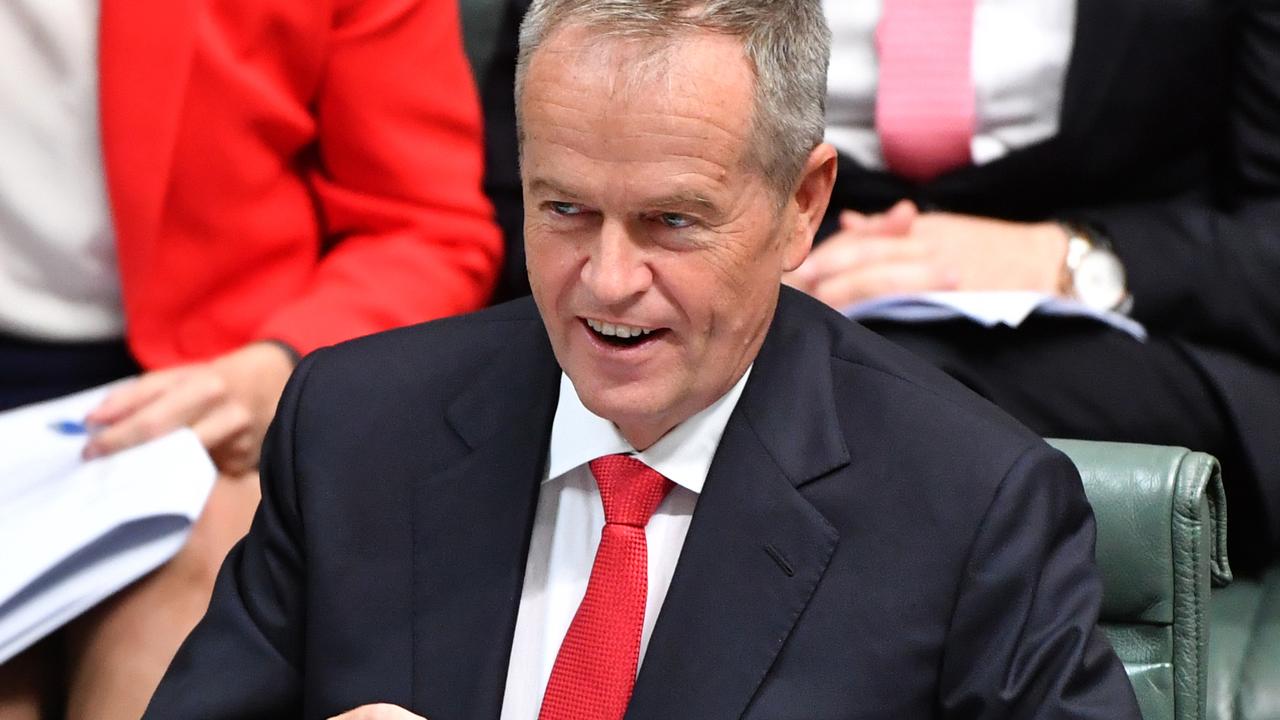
[0,0,500,716]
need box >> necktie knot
[589,454,674,528]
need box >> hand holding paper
[0,384,217,664]
[84,341,295,474]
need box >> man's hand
[785,200,1070,309]
[328,704,428,720]
[83,342,297,474]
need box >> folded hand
[785,200,1069,310]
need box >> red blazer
[98,0,502,368]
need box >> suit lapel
[98,0,198,265]
[926,0,1147,200]
[626,290,849,720]
[1058,0,1145,140]
[411,319,561,720]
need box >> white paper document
[0,383,217,663]
[843,291,1147,340]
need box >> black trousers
[862,317,1268,572]
[0,334,141,412]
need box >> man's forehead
[523,24,755,119]
[520,26,757,175]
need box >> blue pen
[50,419,91,435]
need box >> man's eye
[548,201,583,216]
[658,213,693,229]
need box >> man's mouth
[582,317,664,348]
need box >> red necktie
[876,0,977,182]
[537,455,675,720]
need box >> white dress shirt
[498,368,752,720]
[823,0,1077,169]
[0,0,123,340]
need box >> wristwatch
[1058,222,1132,315]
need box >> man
[145,1,1141,717]
[0,0,498,716]
[482,0,1280,574]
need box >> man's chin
[574,384,681,448]
[577,391,662,427]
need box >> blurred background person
[480,0,1280,572]
[791,0,1280,574]
[0,0,500,716]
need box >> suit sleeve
[937,444,1143,719]
[143,355,318,718]
[1072,0,1280,364]
[256,0,503,355]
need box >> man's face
[521,27,830,449]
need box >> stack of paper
[0,383,216,664]
[843,291,1147,341]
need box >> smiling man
[143,1,1141,718]
[520,23,818,454]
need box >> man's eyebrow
[527,178,580,198]
[527,180,719,212]
[644,191,718,213]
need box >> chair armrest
[1048,439,1232,720]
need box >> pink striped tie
[875,0,977,182]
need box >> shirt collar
[546,367,752,494]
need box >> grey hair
[514,0,831,195]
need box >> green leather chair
[1205,566,1280,720]
[1050,440,1232,720]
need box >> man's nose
[581,220,653,305]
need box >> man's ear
[782,143,838,272]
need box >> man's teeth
[585,318,655,339]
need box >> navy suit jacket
[144,289,1140,718]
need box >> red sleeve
[257,0,503,354]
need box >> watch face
[1075,251,1127,311]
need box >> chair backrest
[1049,439,1232,720]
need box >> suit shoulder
[302,297,544,387]
[784,290,1046,474]
[783,293,1086,571]
[842,330,1032,434]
